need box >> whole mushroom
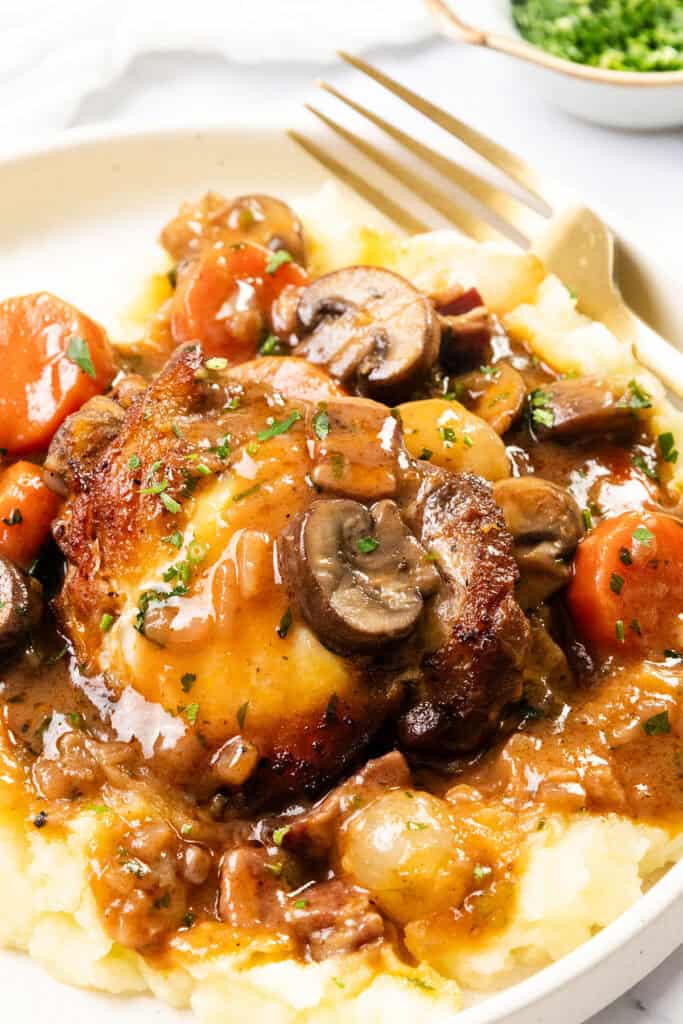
[279,497,440,655]
[0,554,43,653]
[493,476,584,608]
[295,267,440,403]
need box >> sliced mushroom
[295,267,440,403]
[493,476,584,608]
[0,555,43,652]
[44,395,125,496]
[529,377,642,441]
[160,191,305,265]
[439,304,492,373]
[279,498,440,654]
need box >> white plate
[0,124,682,1024]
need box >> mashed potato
[2,182,682,1020]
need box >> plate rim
[0,121,681,1024]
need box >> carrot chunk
[0,292,116,455]
[566,510,683,657]
[0,461,61,568]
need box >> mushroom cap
[295,267,440,403]
[227,194,306,265]
[493,476,585,608]
[279,497,440,655]
[531,377,639,440]
[0,555,43,653]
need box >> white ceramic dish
[428,0,683,129]
[0,124,682,1024]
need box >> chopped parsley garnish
[629,619,642,636]
[181,672,196,693]
[184,703,200,725]
[664,649,682,662]
[609,573,624,595]
[293,898,307,910]
[618,546,632,566]
[273,825,290,847]
[277,607,292,639]
[632,452,659,482]
[259,334,283,356]
[480,365,501,379]
[313,408,330,441]
[357,536,379,554]
[182,912,196,928]
[181,823,193,836]
[232,483,260,503]
[633,525,654,544]
[160,492,181,514]
[582,507,594,530]
[172,422,184,439]
[463,432,473,448]
[615,619,625,643]
[205,357,228,371]
[226,396,241,411]
[128,454,141,470]
[237,701,249,730]
[257,410,301,442]
[439,425,457,445]
[140,479,168,496]
[659,432,679,464]
[408,977,436,992]
[643,711,671,736]
[164,530,184,548]
[528,388,555,429]
[406,820,429,831]
[266,249,293,274]
[99,613,114,632]
[473,864,492,882]
[419,448,433,461]
[619,379,652,411]
[2,508,22,526]
[264,862,283,877]
[332,977,346,990]
[66,335,96,379]
[214,435,232,460]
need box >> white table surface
[12,28,683,1024]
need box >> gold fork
[288,52,683,399]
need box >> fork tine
[287,130,430,235]
[305,104,504,244]
[318,80,543,245]
[337,51,552,210]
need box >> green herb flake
[128,454,141,470]
[619,379,653,411]
[357,536,379,555]
[237,701,249,730]
[181,672,196,693]
[163,531,184,549]
[161,493,181,514]
[529,388,555,430]
[266,249,293,275]
[463,432,473,448]
[259,334,283,356]
[582,507,594,531]
[664,649,683,662]
[632,453,659,482]
[99,613,114,633]
[205,357,228,371]
[313,408,330,441]
[293,898,307,910]
[615,619,625,643]
[332,977,346,990]
[406,820,429,832]
[473,864,493,882]
[181,823,194,836]
[232,483,260,503]
[2,508,22,526]
[643,711,671,736]
[66,335,96,379]
[439,425,457,445]
[633,526,655,544]
[408,976,436,992]
[629,619,642,636]
[184,702,200,725]
[264,862,283,877]
[659,432,679,464]
[84,803,109,816]
[609,573,624,595]
[618,546,632,566]
[257,410,301,442]
[419,448,433,461]
[273,825,291,847]
[277,607,292,639]
[182,912,196,928]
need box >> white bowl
[0,123,683,1023]
[428,0,683,129]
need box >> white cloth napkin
[0,0,433,136]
